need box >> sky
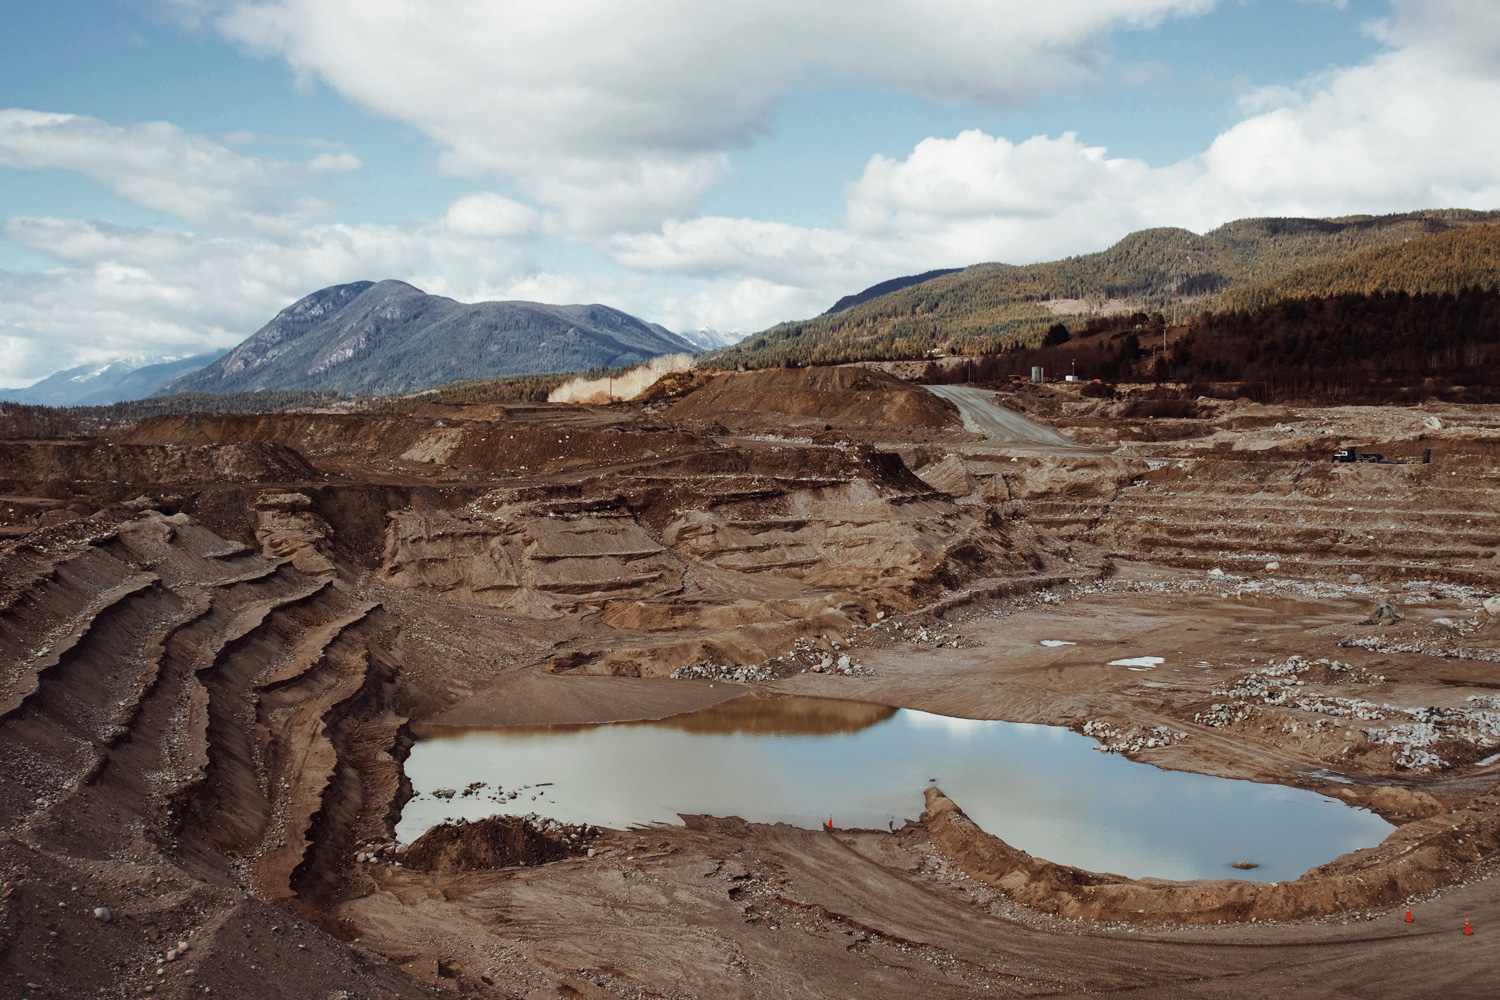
[2,0,1499,385]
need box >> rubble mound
[401,816,590,872]
[668,366,962,435]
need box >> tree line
[919,287,1500,403]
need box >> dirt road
[926,384,1090,449]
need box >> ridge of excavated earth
[2,366,1500,998]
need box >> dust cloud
[548,354,694,404]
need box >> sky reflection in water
[400,694,1391,882]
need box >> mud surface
[2,366,1499,998]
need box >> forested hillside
[923,286,1500,403]
[1219,224,1500,311]
[712,210,1500,369]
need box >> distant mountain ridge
[714,209,1500,368]
[823,268,962,315]
[164,280,697,396]
[676,328,746,351]
[1,352,226,406]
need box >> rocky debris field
[2,369,1500,998]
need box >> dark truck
[1332,448,1431,464]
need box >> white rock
[875,611,885,620]
[837,654,851,670]
[92,906,112,922]
[1208,568,1226,578]
[1264,561,1280,572]
[1484,596,1500,617]
[1349,573,1365,585]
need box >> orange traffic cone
[1464,917,1472,936]
[1405,908,1413,923]
[825,814,833,832]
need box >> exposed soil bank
[424,670,748,727]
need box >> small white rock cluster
[866,619,965,649]
[807,652,865,675]
[1361,722,1447,770]
[1362,703,1500,770]
[1339,632,1499,662]
[354,839,398,864]
[1192,703,1259,728]
[670,660,771,682]
[1208,656,1383,709]
[1200,657,1500,771]
[1080,720,1185,754]
[523,814,599,844]
[769,634,874,676]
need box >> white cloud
[0,109,360,234]
[654,277,833,337]
[1189,26,1500,220]
[306,151,362,174]
[845,131,1168,232]
[443,193,540,239]
[595,1,1500,328]
[608,217,855,283]
[211,0,1216,233]
[597,134,1184,317]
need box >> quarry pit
[3,365,1500,999]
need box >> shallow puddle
[399,694,1391,882]
[1110,656,1166,668]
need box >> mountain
[0,352,225,406]
[712,209,1500,369]
[676,328,746,351]
[822,268,962,315]
[163,280,698,397]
